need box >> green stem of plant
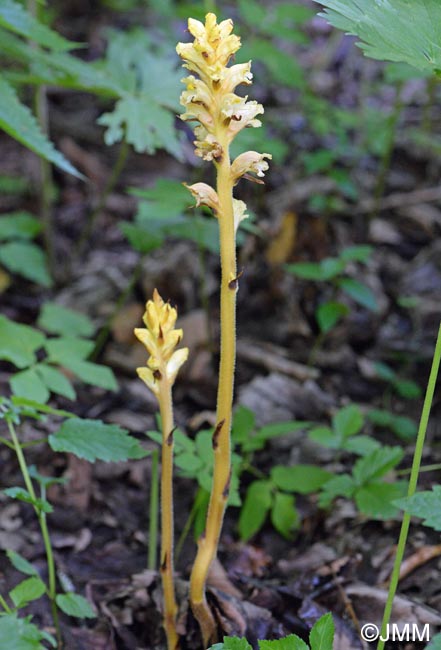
[396,462,441,476]
[377,322,441,650]
[189,132,237,647]
[175,488,206,564]
[148,447,159,571]
[7,420,62,647]
[0,593,12,614]
[74,139,129,259]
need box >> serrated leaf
[37,303,94,337]
[0,612,55,649]
[318,0,441,74]
[318,474,356,507]
[0,212,41,240]
[0,315,45,368]
[0,77,82,179]
[49,418,148,462]
[259,635,309,650]
[355,481,407,519]
[316,301,349,333]
[7,550,38,577]
[343,435,381,456]
[45,337,94,362]
[395,486,441,531]
[332,404,364,438]
[309,612,334,650]
[10,577,46,608]
[271,492,300,538]
[11,367,50,403]
[0,0,74,50]
[61,359,117,391]
[217,638,252,650]
[239,480,273,541]
[309,426,339,449]
[271,465,333,494]
[338,277,378,311]
[35,364,76,401]
[55,593,96,619]
[3,487,53,513]
[352,446,403,485]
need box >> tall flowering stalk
[177,14,271,645]
[135,290,188,650]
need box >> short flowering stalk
[135,290,188,650]
[177,14,271,646]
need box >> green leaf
[309,426,339,449]
[259,635,309,650]
[309,613,334,650]
[286,261,329,280]
[428,633,441,650]
[217,638,253,650]
[11,396,73,419]
[271,492,300,538]
[0,612,55,649]
[374,361,397,382]
[6,550,38,577]
[271,465,333,494]
[11,367,50,403]
[175,452,203,476]
[0,241,51,286]
[232,406,256,444]
[0,77,82,179]
[395,486,441,531]
[241,38,305,88]
[393,379,422,399]
[238,480,273,541]
[0,315,45,368]
[353,446,403,485]
[367,408,417,440]
[49,418,148,462]
[342,435,381,456]
[35,364,76,401]
[28,465,67,490]
[316,301,349,333]
[119,223,164,254]
[45,337,94,362]
[60,359,117,391]
[55,593,96,619]
[339,245,372,263]
[332,404,364,438]
[3,487,53,513]
[318,0,441,74]
[0,0,74,50]
[355,481,407,519]
[10,577,46,608]
[37,303,94,338]
[338,278,378,311]
[318,474,356,507]
[0,212,41,240]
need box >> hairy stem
[190,135,237,646]
[158,377,179,650]
[377,322,441,650]
[148,447,159,571]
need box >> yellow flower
[135,289,188,396]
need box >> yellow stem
[158,376,180,650]
[189,135,237,646]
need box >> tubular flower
[231,151,272,183]
[184,183,219,212]
[135,289,188,397]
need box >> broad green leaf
[0,315,45,368]
[55,593,96,619]
[0,212,41,240]
[254,421,309,445]
[355,481,407,519]
[37,303,94,338]
[309,426,339,449]
[7,550,38,577]
[318,0,441,74]
[395,486,441,531]
[393,379,422,399]
[271,492,300,538]
[339,245,372,263]
[259,635,308,650]
[338,278,378,311]
[119,223,164,254]
[309,613,334,650]
[0,612,55,649]
[332,404,363,438]
[343,435,380,456]
[10,577,46,608]
[11,367,50,403]
[239,480,273,541]
[35,364,76,401]
[352,446,403,485]
[3,487,53,513]
[60,359,117,391]
[316,301,349,333]
[271,465,333,494]
[45,337,94,362]
[0,77,82,179]
[0,241,51,286]
[318,474,356,507]
[0,0,74,50]
[286,261,329,281]
[232,406,256,444]
[172,217,220,254]
[49,418,148,462]
[175,452,203,476]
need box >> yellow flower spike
[135,290,188,650]
[177,14,270,647]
